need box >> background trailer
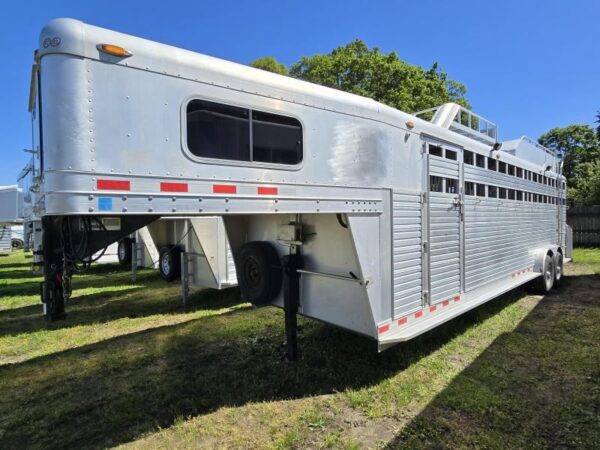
[0,185,24,254]
[32,19,568,357]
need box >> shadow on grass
[0,275,245,338]
[0,261,33,269]
[0,283,533,450]
[0,264,136,298]
[0,269,42,281]
[385,274,600,449]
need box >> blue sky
[1,0,598,185]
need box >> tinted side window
[252,110,302,165]
[186,99,303,166]
[187,99,250,161]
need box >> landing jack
[282,254,302,361]
[41,217,66,320]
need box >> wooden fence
[567,206,600,246]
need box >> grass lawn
[0,250,598,449]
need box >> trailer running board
[378,270,540,351]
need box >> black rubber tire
[554,252,564,287]
[236,241,282,305]
[533,254,555,293]
[11,239,23,250]
[117,238,134,267]
[159,245,182,282]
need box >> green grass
[0,250,598,449]
[573,247,600,273]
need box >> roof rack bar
[414,103,498,145]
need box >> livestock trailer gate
[32,19,567,358]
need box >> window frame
[181,96,305,171]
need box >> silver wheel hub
[161,254,171,274]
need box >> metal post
[131,241,138,282]
[181,252,189,307]
[282,253,302,361]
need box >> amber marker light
[406,121,415,129]
[97,44,132,57]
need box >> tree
[250,57,289,76]
[568,160,600,205]
[289,39,469,112]
[596,111,600,139]
[539,124,600,205]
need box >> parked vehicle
[11,225,24,249]
[32,19,568,357]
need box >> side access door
[423,139,464,306]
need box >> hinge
[421,192,427,204]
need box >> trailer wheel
[236,241,282,305]
[11,239,24,250]
[554,252,564,286]
[534,253,555,293]
[159,245,182,282]
[117,238,134,267]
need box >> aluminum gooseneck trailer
[32,19,567,357]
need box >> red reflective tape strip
[398,317,407,326]
[453,295,460,302]
[430,305,437,312]
[213,184,237,194]
[442,300,449,307]
[257,186,278,195]
[97,179,130,191]
[378,324,390,334]
[415,311,423,319]
[160,182,188,193]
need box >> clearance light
[97,44,132,57]
[405,121,415,129]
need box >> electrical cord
[61,216,109,273]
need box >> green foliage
[289,39,469,112]
[250,56,289,75]
[539,124,600,205]
[568,160,600,205]
[596,111,600,139]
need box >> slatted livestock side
[392,190,423,318]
